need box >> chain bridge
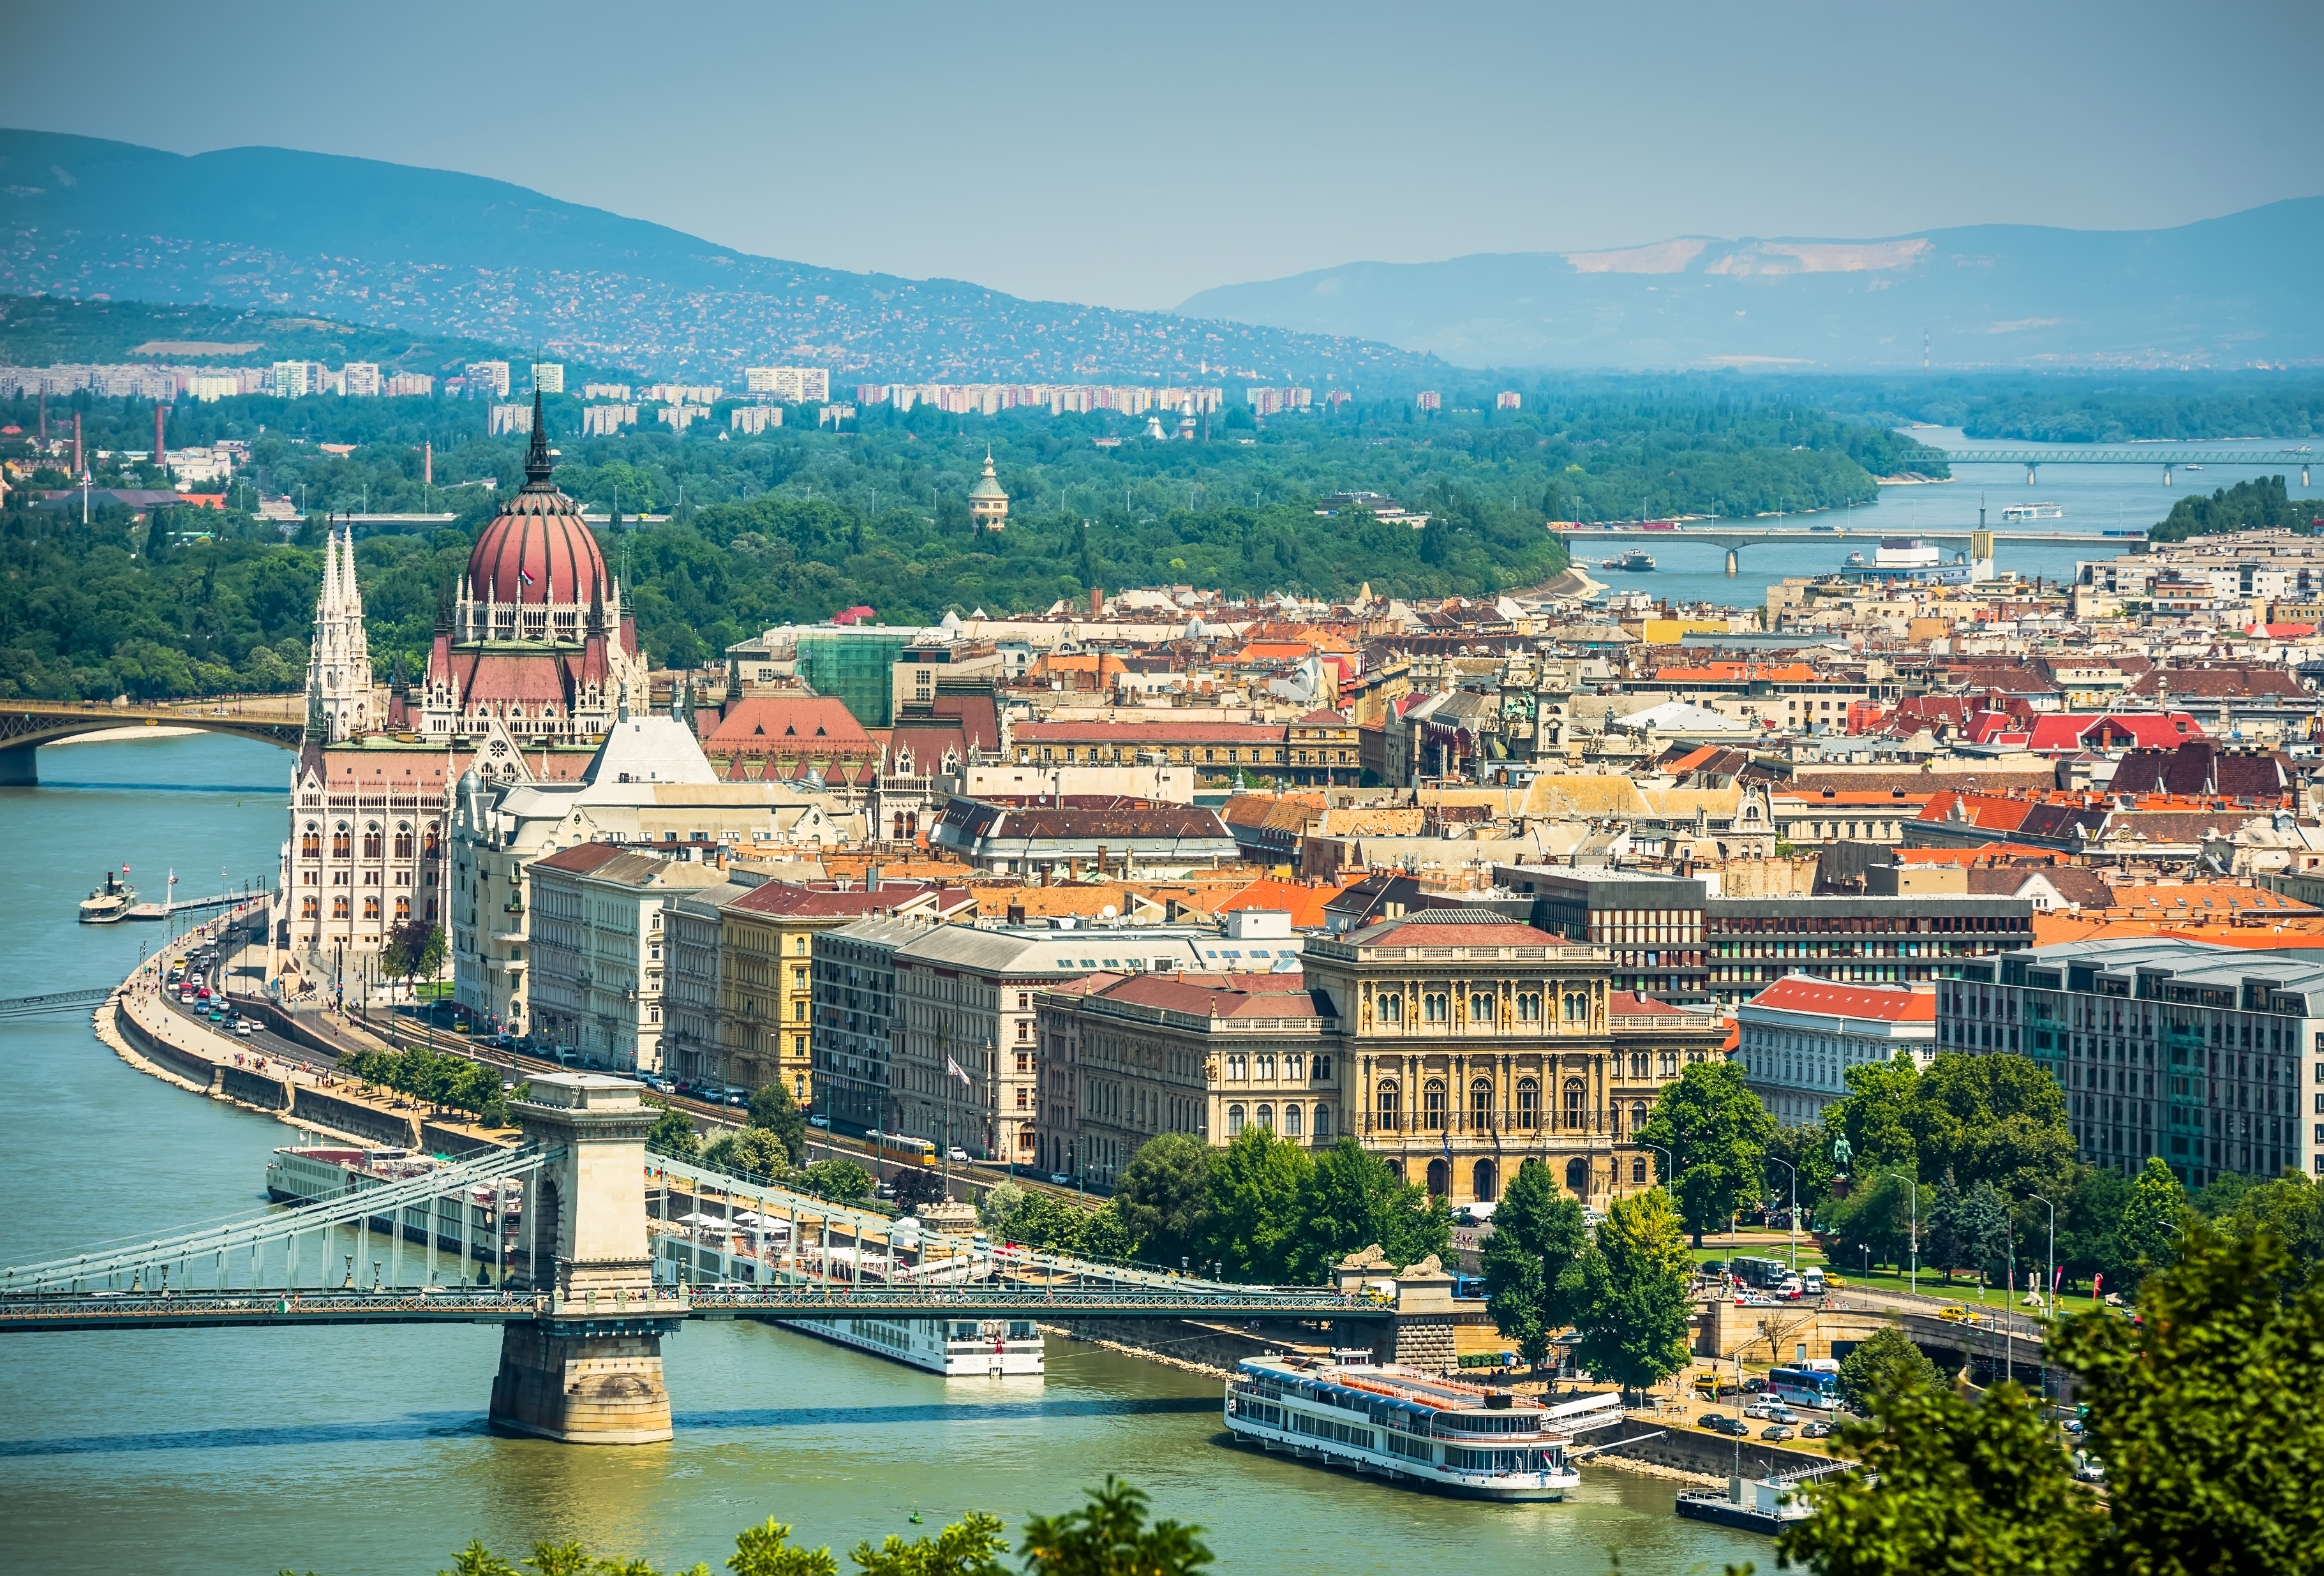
[3,1074,1387,1444]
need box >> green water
[0,734,1764,1576]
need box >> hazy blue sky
[10,0,2318,310]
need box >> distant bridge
[0,697,306,785]
[1929,446,2316,486]
[0,986,118,1020]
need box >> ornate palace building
[419,394,650,748]
[1035,907,1731,1207]
[278,397,627,967]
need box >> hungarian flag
[518,568,534,586]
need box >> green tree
[1574,1187,1695,1398]
[1478,1157,1591,1367]
[1824,1171,1916,1275]
[1200,1126,1312,1282]
[1956,1179,2013,1286]
[440,1543,518,1576]
[1112,1134,1214,1269]
[729,1517,837,1576]
[2118,1156,2188,1287]
[749,1080,809,1166]
[851,1512,1008,1576]
[2210,1171,2324,1279]
[1638,1059,1776,1246]
[979,1181,1026,1231]
[703,1126,791,1180]
[1780,1356,2093,1576]
[799,1157,874,1205]
[1766,1120,1835,1217]
[2050,1216,2324,1573]
[1820,1052,1921,1181]
[2058,1164,2135,1294]
[1833,1325,1943,1416]
[648,1103,701,1161]
[1283,1137,1448,1284]
[1922,1173,1968,1282]
[1019,1476,1210,1576]
[1908,1051,2074,1196]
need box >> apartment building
[1953,936,2324,1185]
[1735,976,1936,1126]
[809,914,937,1132]
[1703,895,2036,1008]
[525,845,725,1071]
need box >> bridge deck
[0,1284,1383,1333]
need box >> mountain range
[1179,202,2324,371]
[0,128,1438,384]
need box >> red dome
[467,487,607,605]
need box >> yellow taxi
[1937,1305,1981,1325]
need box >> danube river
[1590,427,2318,609]
[0,733,1764,1576]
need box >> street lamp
[1884,1169,1920,1298]
[2026,1191,2056,1406]
[1765,1157,1799,1272]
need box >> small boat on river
[79,869,136,924]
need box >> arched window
[1423,1080,1447,1131]
[332,824,351,858]
[1227,1104,1246,1137]
[1284,1104,1302,1138]
[1422,991,1449,1023]
[300,895,319,919]
[1469,1079,1493,1130]
[1631,1156,1649,1185]
[1516,991,1543,1022]
[1631,1100,1649,1134]
[1314,1104,1332,1139]
[301,822,320,858]
[1376,1081,1400,1131]
[394,896,410,922]
[363,823,383,859]
[1376,991,1403,1023]
[1515,1078,1540,1129]
[362,896,380,920]
[1472,1158,1498,1203]
[1255,1103,1274,1132]
[1565,1156,1591,1196]
[331,895,350,919]
[1469,991,1494,1025]
[1563,1077,1586,1129]
[1629,1052,1649,1080]
[424,822,440,858]
[394,823,413,859]
[1426,1157,1449,1198]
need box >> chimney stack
[424,439,433,487]
[73,412,83,475]
[1091,586,1103,618]
[153,401,165,466]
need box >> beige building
[526,845,725,1071]
[1034,907,1731,1206]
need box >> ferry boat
[1872,537,1942,570]
[1676,1471,1824,1535]
[784,1314,1046,1376]
[79,868,137,923]
[265,1145,523,1263]
[2000,502,2063,522]
[1600,549,1657,572]
[1845,551,1866,567]
[1223,1354,1625,1500]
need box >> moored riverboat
[79,868,136,923]
[265,1144,523,1264]
[1223,1354,1623,1500]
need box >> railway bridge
[1,1073,1390,1444]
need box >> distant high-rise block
[489,403,533,436]
[466,361,512,398]
[1496,390,1521,410]
[1415,390,1442,411]
[532,363,565,394]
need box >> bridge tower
[488,1073,681,1444]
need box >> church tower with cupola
[305,517,373,741]
[421,392,649,750]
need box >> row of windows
[299,821,438,860]
[299,895,419,921]
[1373,1078,1659,1133]
[1373,990,1549,1023]
[1225,1103,1334,1139]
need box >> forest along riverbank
[1,733,1766,1576]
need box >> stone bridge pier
[488,1074,682,1444]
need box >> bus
[1730,1256,1793,1290]
[1767,1366,1843,1410]
[866,1130,939,1166]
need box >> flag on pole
[946,1055,972,1087]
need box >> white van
[1801,1266,1827,1295]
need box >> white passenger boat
[1223,1354,1624,1500]
[79,868,136,923]
[782,1314,1046,1376]
[2000,502,2063,522]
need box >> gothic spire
[523,387,552,487]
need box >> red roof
[706,697,873,748]
[1609,992,1687,1015]
[467,489,606,605]
[1015,721,1288,745]
[1744,977,1935,1023]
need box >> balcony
[492,930,525,945]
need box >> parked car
[1049,1172,1074,1187]
[1696,1412,1731,1432]
[1800,1420,1836,1439]
[808,1115,831,1128]
[1740,1376,1768,1394]
[948,1147,969,1163]
[1761,1424,1796,1442]
[2060,1418,2087,1438]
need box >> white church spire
[306,517,373,741]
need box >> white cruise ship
[1224,1355,1625,1500]
[782,1314,1045,1376]
[265,1145,523,1266]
